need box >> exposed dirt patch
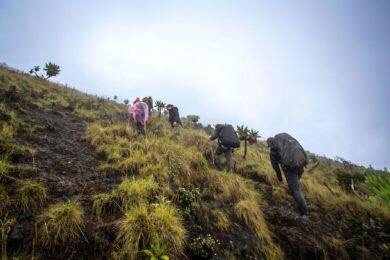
[9,105,122,259]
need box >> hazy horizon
[1,0,389,169]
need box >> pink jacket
[128,101,149,124]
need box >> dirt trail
[21,108,110,198]
[12,106,120,258]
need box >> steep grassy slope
[0,67,389,259]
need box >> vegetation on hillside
[29,62,61,79]
[0,66,389,259]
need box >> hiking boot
[300,205,315,217]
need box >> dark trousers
[215,145,234,172]
[283,167,308,215]
[136,121,145,135]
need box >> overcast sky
[1,0,389,169]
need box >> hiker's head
[166,104,174,110]
[133,98,140,104]
[266,137,274,148]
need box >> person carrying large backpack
[210,124,240,172]
[129,98,149,135]
[166,104,182,140]
[267,133,309,215]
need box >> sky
[0,0,389,169]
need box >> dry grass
[149,201,187,254]
[322,236,349,260]
[0,158,11,182]
[211,209,230,232]
[139,163,169,182]
[0,68,124,126]
[234,139,390,225]
[93,192,120,220]
[117,177,159,210]
[74,105,100,121]
[114,203,149,259]
[99,150,148,175]
[0,185,9,214]
[16,181,47,212]
[115,201,186,259]
[181,129,216,163]
[167,145,209,187]
[0,214,15,260]
[301,170,390,221]
[234,199,283,259]
[2,66,390,259]
[202,170,257,203]
[37,201,84,249]
[93,177,160,219]
[271,186,288,201]
[235,149,280,186]
[86,123,209,189]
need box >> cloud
[82,18,271,118]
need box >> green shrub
[365,174,390,205]
[173,187,200,215]
[143,242,170,260]
[188,234,219,260]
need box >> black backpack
[274,133,308,169]
[219,124,240,148]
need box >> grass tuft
[234,199,283,259]
[149,201,187,254]
[93,177,159,219]
[117,177,159,210]
[92,192,120,220]
[211,209,229,232]
[322,236,349,259]
[0,185,9,214]
[37,201,84,249]
[139,163,169,181]
[16,181,47,212]
[115,201,186,259]
[0,158,11,181]
[0,214,15,260]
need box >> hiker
[142,96,153,115]
[210,124,240,172]
[129,98,149,135]
[166,104,182,140]
[267,133,309,215]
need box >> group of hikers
[128,97,309,216]
[128,97,182,137]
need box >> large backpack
[274,133,308,169]
[219,124,240,148]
